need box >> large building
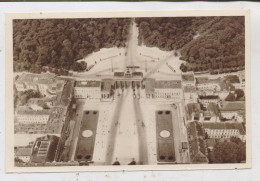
[225,75,241,90]
[198,95,220,108]
[16,107,51,125]
[219,101,245,122]
[183,86,198,104]
[182,73,195,87]
[15,147,32,163]
[145,79,182,100]
[15,77,74,135]
[145,78,156,99]
[74,81,101,99]
[101,79,114,101]
[30,135,60,163]
[202,122,246,141]
[114,68,143,89]
[15,73,63,96]
[154,80,182,100]
[186,121,209,163]
[196,77,222,92]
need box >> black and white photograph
[5,10,250,172]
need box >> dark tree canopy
[211,137,246,163]
[14,17,245,74]
[136,16,245,73]
[13,18,131,73]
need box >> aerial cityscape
[12,16,246,167]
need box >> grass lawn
[75,110,99,162]
[156,110,176,162]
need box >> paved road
[125,18,136,68]
[68,101,84,161]
[171,102,190,163]
[180,97,191,163]
[133,96,148,164]
[144,53,175,79]
[171,104,182,163]
[105,90,127,165]
[105,87,149,165]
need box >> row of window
[206,130,239,134]
[17,115,49,118]
[209,135,233,139]
[155,92,181,96]
[74,89,100,93]
[18,120,48,124]
[74,94,101,98]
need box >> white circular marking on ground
[160,130,170,138]
[82,130,93,138]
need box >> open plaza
[13,18,246,166]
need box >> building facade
[202,122,246,141]
[198,95,220,108]
[149,80,183,100]
[101,79,114,101]
[219,101,245,122]
[15,73,58,96]
[16,108,51,124]
[74,81,101,99]
[181,73,196,87]
[30,135,60,163]
[196,77,222,92]
[15,147,32,163]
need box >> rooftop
[75,81,101,87]
[132,72,143,77]
[203,111,212,118]
[196,77,222,85]
[207,103,220,116]
[59,80,74,106]
[17,107,52,116]
[48,107,67,120]
[187,122,208,163]
[155,80,181,89]
[15,147,32,157]
[27,97,56,108]
[16,73,56,85]
[225,75,240,83]
[195,77,209,84]
[31,135,60,163]
[187,103,201,120]
[183,86,196,93]
[220,101,245,111]
[202,122,246,135]
[199,95,219,99]
[114,72,124,77]
[182,74,195,82]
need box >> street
[68,100,85,161]
[133,96,148,164]
[64,17,190,165]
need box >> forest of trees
[13,18,131,74]
[135,17,245,73]
[210,137,246,163]
[14,17,245,74]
